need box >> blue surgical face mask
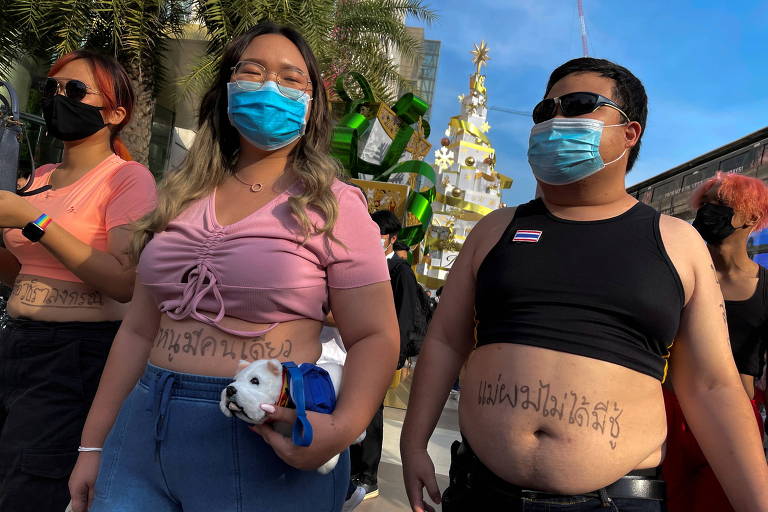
[527,118,627,185]
[227,81,311,151]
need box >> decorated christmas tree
[415,41,512,290]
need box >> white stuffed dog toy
[220,359,363,474]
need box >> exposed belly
[149,315,323,377]
[460,344,667,494]
[7,274,127,322]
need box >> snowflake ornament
[481,121,491,133]
[457,94,465,103]
[434,146,455,171]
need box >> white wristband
[78,446,103,453]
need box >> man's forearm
[401,336,467,451]
[675,382,768,511]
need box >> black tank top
[724,265,768,377]
[475,198,684,381]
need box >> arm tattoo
[710,264,729,331]
[12,279,104,309]
[153,327,293,363]
[719,302,728,327]
[477,374,624,450]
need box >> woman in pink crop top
[0,51,156,512]
[70,23,399,512]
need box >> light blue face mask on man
[527,118,627,185]
[227,81,311,151]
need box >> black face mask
[42,94,105,141]
[692,203,736,245]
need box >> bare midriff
[460,343,666,495]
[7,274,127,322]
[148,315,323,378]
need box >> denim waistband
[141,364,233,458]
[140,363,232,402]
[4,316,121,334]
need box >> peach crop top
[3,154,157,283]
[137,180,390,337]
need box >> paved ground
[356,366,461,512]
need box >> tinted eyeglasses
[42,77,100,102]
[532,92,629,124]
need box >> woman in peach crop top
[0,51,156,512]
[71,24,400,512]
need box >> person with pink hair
[663,171,768,512]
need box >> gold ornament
[441,137,450,147]
[471,41,491,75]
[470,74,487,96]
[451,187,463,198]
[464,156,475,167]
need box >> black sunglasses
[532,92,629,124]
[42,77,100,102]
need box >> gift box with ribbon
[331,72,435,246]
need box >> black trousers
[350,403,384,485]
[0,317,119,512]
[442,437,666,512]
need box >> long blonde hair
[129,23,341,264]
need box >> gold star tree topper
[471,41,490,74]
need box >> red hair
[48,50,135,161]
[691,172,768,230]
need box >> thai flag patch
[512,230,542,243]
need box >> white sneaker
[342,486,366,511]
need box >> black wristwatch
[21,214,51,243]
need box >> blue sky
[409,0,768,206]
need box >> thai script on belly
[13,279,103,308]
[477,374,623,450]
[153,327,293,363]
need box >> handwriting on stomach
[477,374,623,450]
[153,326,293,363]
[13,279,103,309]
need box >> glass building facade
[398,28,440,121]
[415,40,440,120]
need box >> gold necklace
[233,172,263,192]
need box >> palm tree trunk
[121,60,155,167]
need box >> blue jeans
[90,364,350,512]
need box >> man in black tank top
[662,173,768,512]
[401,57,768,512]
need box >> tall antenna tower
[577,0,589,57]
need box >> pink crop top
[137,179,390,336]
[3,154,157,283]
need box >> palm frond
[50,0,96,57]
[177,50,220,100]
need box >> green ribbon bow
[331,73,436,246]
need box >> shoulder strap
[18,163,57,197]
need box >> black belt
[454,437,665,502]
[520,475,665,501]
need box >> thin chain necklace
[233,172,263,192]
